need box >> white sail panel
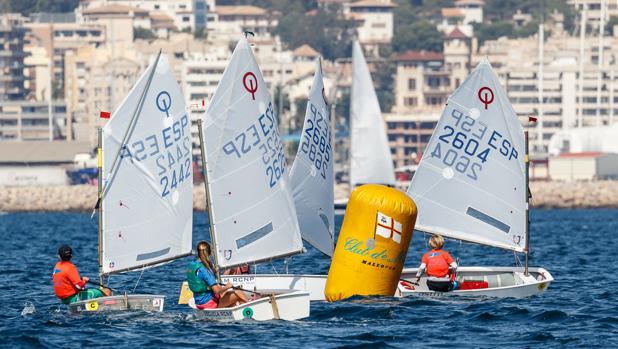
[102,54,193,274]
[289,58,334,256]
[202,38,303,268]
[350,41,396,187]
[407,60,526,252]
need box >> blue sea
[1,209,617,348]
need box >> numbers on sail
[221,102,288,188]
[114,114,192,197]
[299,102,331,180]
[429,106,521,181]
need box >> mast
[524,131,530,276]
[578,4,586,128]
[197,119,221,282]
[101,50,161,201]
[97,127,103,285]
[537,24,544,153]
[596,0,606,126]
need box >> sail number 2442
[431,108,518,181]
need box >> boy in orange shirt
[415,235,460,292]
[52,245,110,304]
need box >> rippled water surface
[1,209,617,348]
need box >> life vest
[186,260,210,294]
[52,261,81,299]
[423,249,453,278]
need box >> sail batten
[407,61,526,253]
[350,41,396,187]
[289,58,335,257]
[202,38,303,268]
[102,54,193,274]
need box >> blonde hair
[429,234,445,249]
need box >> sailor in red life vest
[52,245,111,304]
[415,235,460,292]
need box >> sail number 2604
[431,108,519,181]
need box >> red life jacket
[422,249,454,278]
[52,261,84,299]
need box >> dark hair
[58,245,72,261]
[196,241,215,274]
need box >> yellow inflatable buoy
[325,184,417,302]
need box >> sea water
[0,209,617,348]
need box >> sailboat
[220,57,334,301]
[192,37,310,321]
[68,53,194,312]
[397,60,554,298]
[335,41,395,212]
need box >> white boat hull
[222,274,327,301]
[191,289,310,321]
[67,294,165,313]
[397,266,554,298]
[228,266,554,301]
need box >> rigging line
[270,261,279,276]
[101,50,163,202]
[132,267,145,293]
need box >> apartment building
[0,14,28,101]
[210,5,276,41]
[346,0,395,56]
[78,0,214,32]
[568,0,618,29]
[64,45,143,144]
[26,21,106,97]
[476,29,618,156]
[0,101,70,141]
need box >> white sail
[102,54,193,274]
[289,58,334,256]
[350,41,396,187]
[407,60,526,252]
[202,38,303,268]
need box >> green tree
[607,17,618,36]
[373,59,395,113]
[293,97,308,131]
[274,5,355,60]
[134,27,156,40]
[7,0,79,14]
[273,85,290,125]
[393,20,444,53]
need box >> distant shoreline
[1,181,618,212]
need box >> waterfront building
[385,111,440,169]
[0,101,70,141]
[0,141,91,186]
[549,152,618,181]
[0,14,28,101]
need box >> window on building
[408,78,416,90]
[425,97,443,105]
[183,16,190,22]
[404,97,417,106]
